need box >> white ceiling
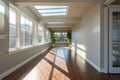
[15,1,98,31]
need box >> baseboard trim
[0,47,49,80]
[77,52,101,72]
[86,58,101,72]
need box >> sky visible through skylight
[35,6,68,16]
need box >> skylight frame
[48,22,65,24]
[35,6,67,10]
[41,13,67,16]
[34,6,68,16]
[37,8,66,14]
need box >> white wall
[72,3,101,71]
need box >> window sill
[8,42,51,54]
[8,46,33,54]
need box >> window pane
[10,24,16,36]
[9,37,16,48]
[25,30,32,45]
[46,31,48,42]
[35,6,67,9]
[38,9,66,13]
[20,28,25,47]
[38,27,42,43]
[41,13,66,16]
[9,9,16,24]
[0,3,5,14]
[20,28,32,47]
[20,15,33,47]
[21,15,25,26]
[9,8,17,49]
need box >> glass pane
[35,6,67,9]
[38,36,42,43]
[112,12,120,67]
[10,24,16,36]
[20,28,25,47]
[9,9,16,25]
[0,4,5,14]
[25,30,32,45]
[9,37,16,48]
[20,28,32,47]
[38,9,66,13]
[35,6,68,17]
[41,13,66,16]
[20,15,33,47]
[21,15,32,29]
[38,27,42,43]
[21,15,25,26]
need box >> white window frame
[9,4,50,54]
[20,14,33,48]
[9,7,18,51]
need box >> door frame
[108,6,120,73]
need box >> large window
[54,32,68,43]
[20,15,33,47]
[9,8,17,49]
[9,5,50,52]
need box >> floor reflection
[23,47,70,80]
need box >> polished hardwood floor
[2,47,120,80]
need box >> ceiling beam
[46,24,74,28]
[15,0,101,6]
[50,28,71,32]
[40,17,81,24]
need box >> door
[109,7,120,73]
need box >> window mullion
[16,11,20,49]
[32,22,36,46]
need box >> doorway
[108,6,120,73]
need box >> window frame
[9,4,50,54]
[20,14,33,48]
[9,7,18,50]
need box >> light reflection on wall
[77,43,86,59]
[72,42,87,59]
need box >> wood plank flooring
[2,47,120,80]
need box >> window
[9,4,51,52]
[0,1,5,34]
[20,15,33,47]
[34,6,68,16]
[38,26,43,43]
[9,8,17,49]
[0,3,5,14]
[54,32,68,43]
[46,30,50,43]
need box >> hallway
[23,47,70,80]
[3,47,120,80]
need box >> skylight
[34,6,68,16]
[48,22,65,24]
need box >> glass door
[109,7,120,73]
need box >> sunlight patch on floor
[23,47,70,80]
